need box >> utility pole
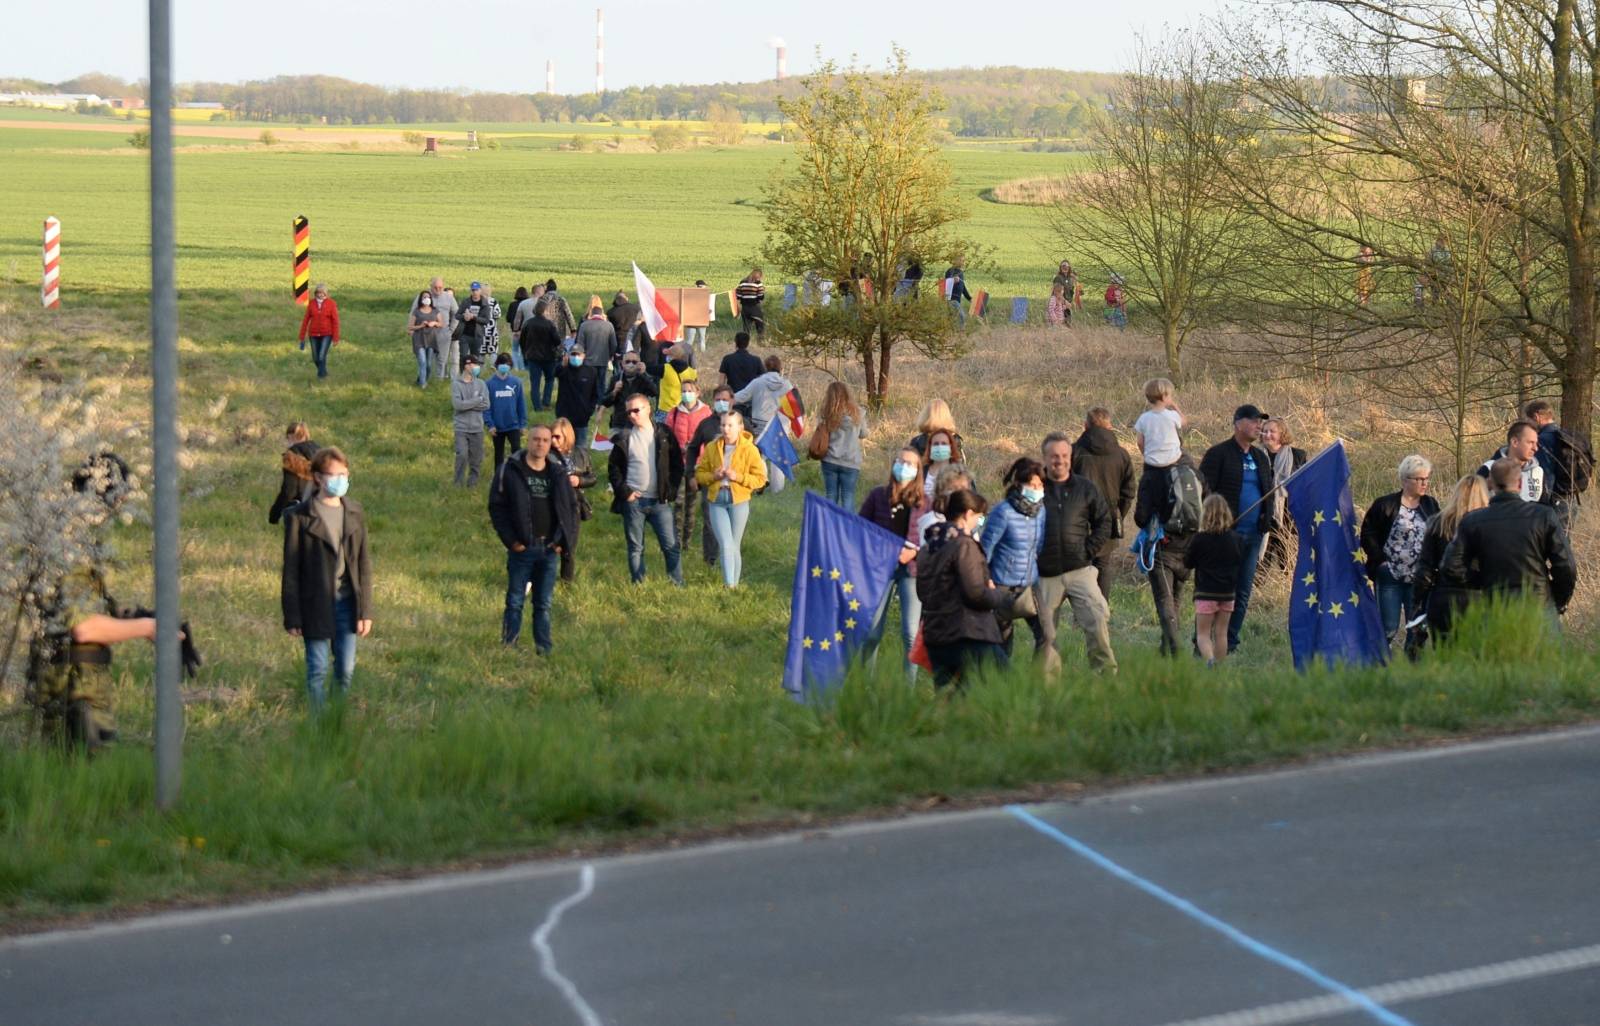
[148,0,184,809]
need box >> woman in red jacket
[297,283,342,379]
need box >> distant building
[177,101,224,110]
[0,91,106,109]
[110,97,146,110]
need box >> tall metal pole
[149,0,183,809]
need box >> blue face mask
[713,400,731,414]
[1021,486,1044,504]
[973,513,986,534]
[468,364,481,376]
[323,475,349,498]
[495,365,510,377]
[892,461,918,483]
[930,443,952,463]
[569,355,584,367]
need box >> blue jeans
[304,594,358,712]
[309,335,333,378]
[510,345,526,372]
[623,497,683,585]
[528,360,558,410]
[1375,564,1415,649]
[706,499,751,587]
[865,563,921,677]
[821,462,859,511]
[414,347,431,387]
[949,299,966,325]
[684,326,706,351]
[503,544,558,652]
[1228,529,1266,651]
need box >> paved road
[5,727,1598,1026]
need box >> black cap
[463,352,482,365]
[1233,403,1263,423]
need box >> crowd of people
[268,272,1591,705]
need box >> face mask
[569,355,584,367]
[420,301,432,310]
[930,443,952,463]
[713,400,731,414]
[892,461,918,483]
[323,475,349,498]
[681,394,697,409]
[469,365,482,376]
[495,365,510,377]
[973,514,986,534]
[1021,486,1044,504]
[624,365,640,377]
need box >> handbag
[807,426,830,461]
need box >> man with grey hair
[1442,456,1576,617]
[414,277,459,378]
[1036,431,1117,674]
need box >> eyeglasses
[627,407,649,416]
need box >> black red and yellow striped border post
[292,215,311,306]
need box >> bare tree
[1047,32,1261,379]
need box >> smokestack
[546,60,555,95]
[770,37,788,82]
[595,9,605,94]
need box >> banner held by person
[783,492,906,700]
[1286,440,1387,669]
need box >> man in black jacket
[1198,404,1276,652]
[608,395,685,585]
[488,424,578,652]
[1072,407,1136,604]
[455,282,493,364]
[519,304,564,412]
[607,291,641,343]
[1441,457,1577,616]
[1036,433,1117,674]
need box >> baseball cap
[1233,404,1263,422]
[470,280,483,290]
[463,352,482,365]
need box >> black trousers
[492,429,522,467]
[1147,546,1191,657]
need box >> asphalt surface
[5,726,1598,1026]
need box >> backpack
[1165,463,1204,535]
[1548,427,1594,496]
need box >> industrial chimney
[546,60,555,95]
[770,37,788,81]
[595,9,606,94]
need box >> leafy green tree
[760,50,979,409]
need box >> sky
[8,0,1206,94]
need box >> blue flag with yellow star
[1286,440,1387,670]
[784,491,906,699]
[756,417,799,478]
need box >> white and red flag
[632,262,681,342]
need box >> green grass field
[2,125,1597,929]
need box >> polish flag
[632,262,681,342]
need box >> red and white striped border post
[42,217,61,310]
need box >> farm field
[2,125,1597,928]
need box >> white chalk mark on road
[531,864,602,1026]
[1147,941,1600,1026]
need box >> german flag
[778,387,806,439]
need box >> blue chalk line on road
[531,864,603,1026]
[1004,805,1418,1026]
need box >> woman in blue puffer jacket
[980,457,1049,656]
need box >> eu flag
[1285,441,1387,669]
[783,492,906,699]
[756,418,800,478]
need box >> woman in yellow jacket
[696,411,769,588]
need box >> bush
[650,123,690,152]
[401,131,425,146]
[126,129,149,149]
[567,134,590,152]
[483,136,501,151]
[209,112,228,122]
[258,130,278,146]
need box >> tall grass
[1,275,1596,927]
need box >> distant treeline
[4,68,1131,136]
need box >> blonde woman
[1412,474,1490,641]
